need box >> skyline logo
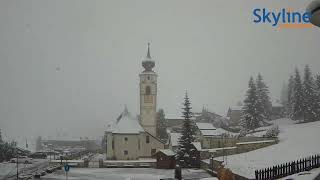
[253,8,314,29]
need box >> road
[0,159,49,180]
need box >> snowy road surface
[210,119,320,179]
[0,159,49,179]
[41,168,212,180]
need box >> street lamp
[307,0,320,27]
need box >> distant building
[227,106,243,126]
[195,123,236,149]
[271,99,284,120]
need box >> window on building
[147,76,150,80]
[146,135,150,143]
[151,149,156,155]
[112,140,114,150]
[138,139,140,150]
[124,150,128,155]
[124,137,128,141]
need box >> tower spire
[142,42,155,71]
[147,42,151,59]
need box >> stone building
[105,44,165,160]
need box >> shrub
[264,125,280,138]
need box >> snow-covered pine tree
[286,75,295,117]
[240,77,261,131]
[256,73,272,121]
[302,65,318,122]
[176,92,196,167]
[291,68,304,121]
[156,109,168,141]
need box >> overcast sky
[0,0,319,143]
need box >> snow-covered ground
[278,167,320,180]
[41,168,212,180]
[210,118,320,179]
[0,162,17,178]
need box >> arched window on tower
[144,86,152,103]
[145,86,151,95]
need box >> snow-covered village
[1,0,320,180]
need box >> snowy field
[41,168,212,180]
[210,118,320,179]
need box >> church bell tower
[139,43,157,136]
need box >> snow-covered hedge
[264,125,280,138]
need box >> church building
[105,44,166,160]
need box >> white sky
[0,0,319,141]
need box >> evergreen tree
[156,109,168,141]
[176,92,196,167]
[0,129,2,143]
[256,73,272,120]
[291,68,304,121]
[316,75,320,91]
[286,75,295,117]
[280,82,288,108]
[302,65,317,122]
[240,77,262,131]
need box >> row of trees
[0,129,18,162]
[282,65,320,122]
[240,74,272,131]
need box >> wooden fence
[255,155,320,180]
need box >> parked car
[10,156,33,164]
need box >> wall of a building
[140,72,157,136]
[106,132,164,160]
[139,132,165,158]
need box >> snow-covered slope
[213,119,320,179]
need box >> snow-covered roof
[201,128,236,137]
[196,123,216,130]
[192,142,202,151]
[169,132,181,147]
[158,149,175,156]
[112,107,144,134]
[196,122,232,137]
